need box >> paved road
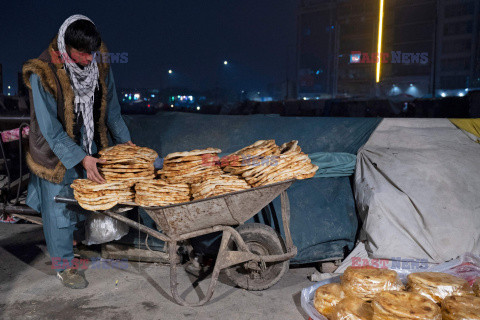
[0,223,315,320]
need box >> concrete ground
[0,223,316,320]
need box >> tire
[224,223,289,291]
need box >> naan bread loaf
[98,145,157,183]
[134,180,191,207]
[441,295,480,320]
[224,139,318,187]
[473,278,480,297]
[372,291,441,320]
[342,267,404,301]
[314,283,345,318]
[331,296,373,320]
[71,179,135,211]
[407,272,474,303]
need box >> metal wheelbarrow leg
[168,227,257,306]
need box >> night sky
[1,0,298,94]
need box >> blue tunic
[26,67,131,270]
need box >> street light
[168,69,173,74]
[223,60,228,65]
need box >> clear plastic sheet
[441,295,480,320]
[473,278,480,296]
[407,279,473,304]
[301,253,480,320]
[84,211,129,245]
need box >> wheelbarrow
[55,179,297,306]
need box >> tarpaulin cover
[450,118,480,142]
[123,113,380,263]
[310,152,356,178]
[355,118,480,263]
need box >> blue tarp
[122,112,381,264]
[310,152,357,178]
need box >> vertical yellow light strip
[376,0,384,83]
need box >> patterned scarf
[57,14,99,155]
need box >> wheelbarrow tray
[142,179,294,237]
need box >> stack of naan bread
[191,174,251,200]
[406,272,474,303]
[224,140,318,187]
[98,145,157,182]
[223,140,281,176]
[72,140,321,210]
[71,179,134,211]
[135,179,190,207]
[314,267,479,320]
[157,147,223,184]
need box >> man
[23,15,133,289]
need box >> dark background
[0,0,297,93]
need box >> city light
[124,94,128,97]
[376,0,384,83]
[168,69,173,74]
[170,104,174,108]
[223,60,228,65]
[134,93,140,100]
[151,94,155,98]
[7,85,11,89]
[458,92,464,97]
[441,92,446,98]
[196,106,201,110]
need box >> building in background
[296,0,480,99]
[336,0,379,97]
[296,0,337,99]
[434,0,480,97]
[380,0,436,98]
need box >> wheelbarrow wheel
[224,223,289,291]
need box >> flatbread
[314,283,345,317]
[100,167,153,173]
[77,200,117,211]
[163,156,207,163]
[373,291,441,320]
[102,170,155,178]
[164,148,221,160]
[341,267,403,301]
[280,140,301,154]
[474,277,480,297]
[407,272,474,303]
[441,295,480,320]
[331,296,373,320]
[71,179,133,191]
[105,175,156,182]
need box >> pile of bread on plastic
[72,140,318,210]
[314,267,480,320]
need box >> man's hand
[82,156,107,184]
[124,141,136,147]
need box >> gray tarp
[355,119,480,263]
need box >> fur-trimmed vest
[22,36,110,183]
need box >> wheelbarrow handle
[54,195,78,205]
